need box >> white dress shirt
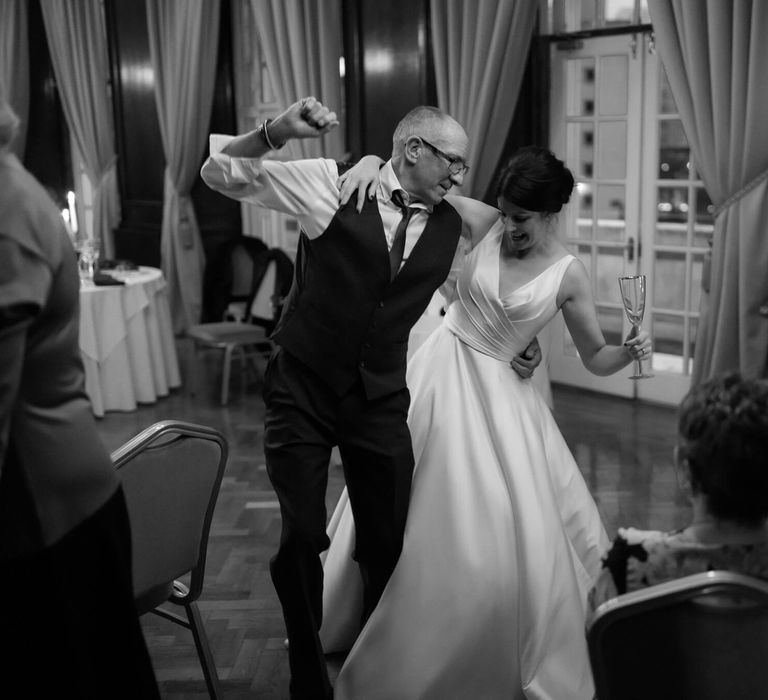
[202,135,435,269]
[201,134,471,291]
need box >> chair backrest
[111,421,228,604]
[230,241,256,299]
[245,247,294,331]
[203,235,268,322]
[587,570,768,700]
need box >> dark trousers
[263,347,414,700]
[0,487,160,699]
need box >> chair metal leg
[239,347,248,396]
[185,601,222,699]
[221,345,234,406]
[187,340,201,397]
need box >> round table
[79,266,181,417]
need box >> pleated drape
[40,0,120,259]
[648,0,768,381]
[249,0,345,160]
[146,0,220,332]
[0,0,29,158]
[430,0,537,199]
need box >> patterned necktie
[390,189,415,280]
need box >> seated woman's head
[677,373,768,527]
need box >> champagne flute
[618,274,653,379]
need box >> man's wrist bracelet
[262,118,286,150]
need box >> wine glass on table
[618,274,654,379]
[74,232,100,285]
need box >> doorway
[547,31,711,405]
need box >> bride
[320,146,651,700]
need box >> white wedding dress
[321,221,609,700]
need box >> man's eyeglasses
[419,137,470,176]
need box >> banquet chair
[245,246,294,333]
[587,570,768,700]
[111,420,228,699]
[187,247,287,405]
[202,235,268,323]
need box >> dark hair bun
[496,146,575,214]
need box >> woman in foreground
[589,372,768,614]
[323,146,651,700]
[0,85,159,697]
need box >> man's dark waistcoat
[272,195,462,399]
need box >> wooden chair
[587,570,768,700]
[112,420,228,699]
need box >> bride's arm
[444,194,501,248]
[559,259,652,375]
[336,155,385,212]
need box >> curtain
[249,0,344,160]
[40,0,120,259]
[146,0,220,332]
[648,0,768,382]
[0,0,29,158]
[429,0,537,199]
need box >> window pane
[655,186,688,245]
[566,58,596,116]
[655,224,686,247]
[596,245,625,303]
[577,0,598,30]
[639,0,650,23]
[571,122,595,179]
[604,0,636,26]
[652,313,684,356]
[653,250,686,310]
[598,121,627,179]
[553,0,650,32]
[599,55,629,115]
[596,185,626,242]
[690,251,705,313]
[658,119,690,179]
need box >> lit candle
[67,190,78,234]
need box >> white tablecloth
[79,266,181,417]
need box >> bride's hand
[623,328,652,362]
[510,337,542,378]
[337,155,385,213]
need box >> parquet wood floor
[94,342,688,698]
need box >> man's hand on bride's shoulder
[510,337,542,378]
[337,155,385,212]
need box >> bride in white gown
[321,147,651,700]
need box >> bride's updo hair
[496,146,575,214]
